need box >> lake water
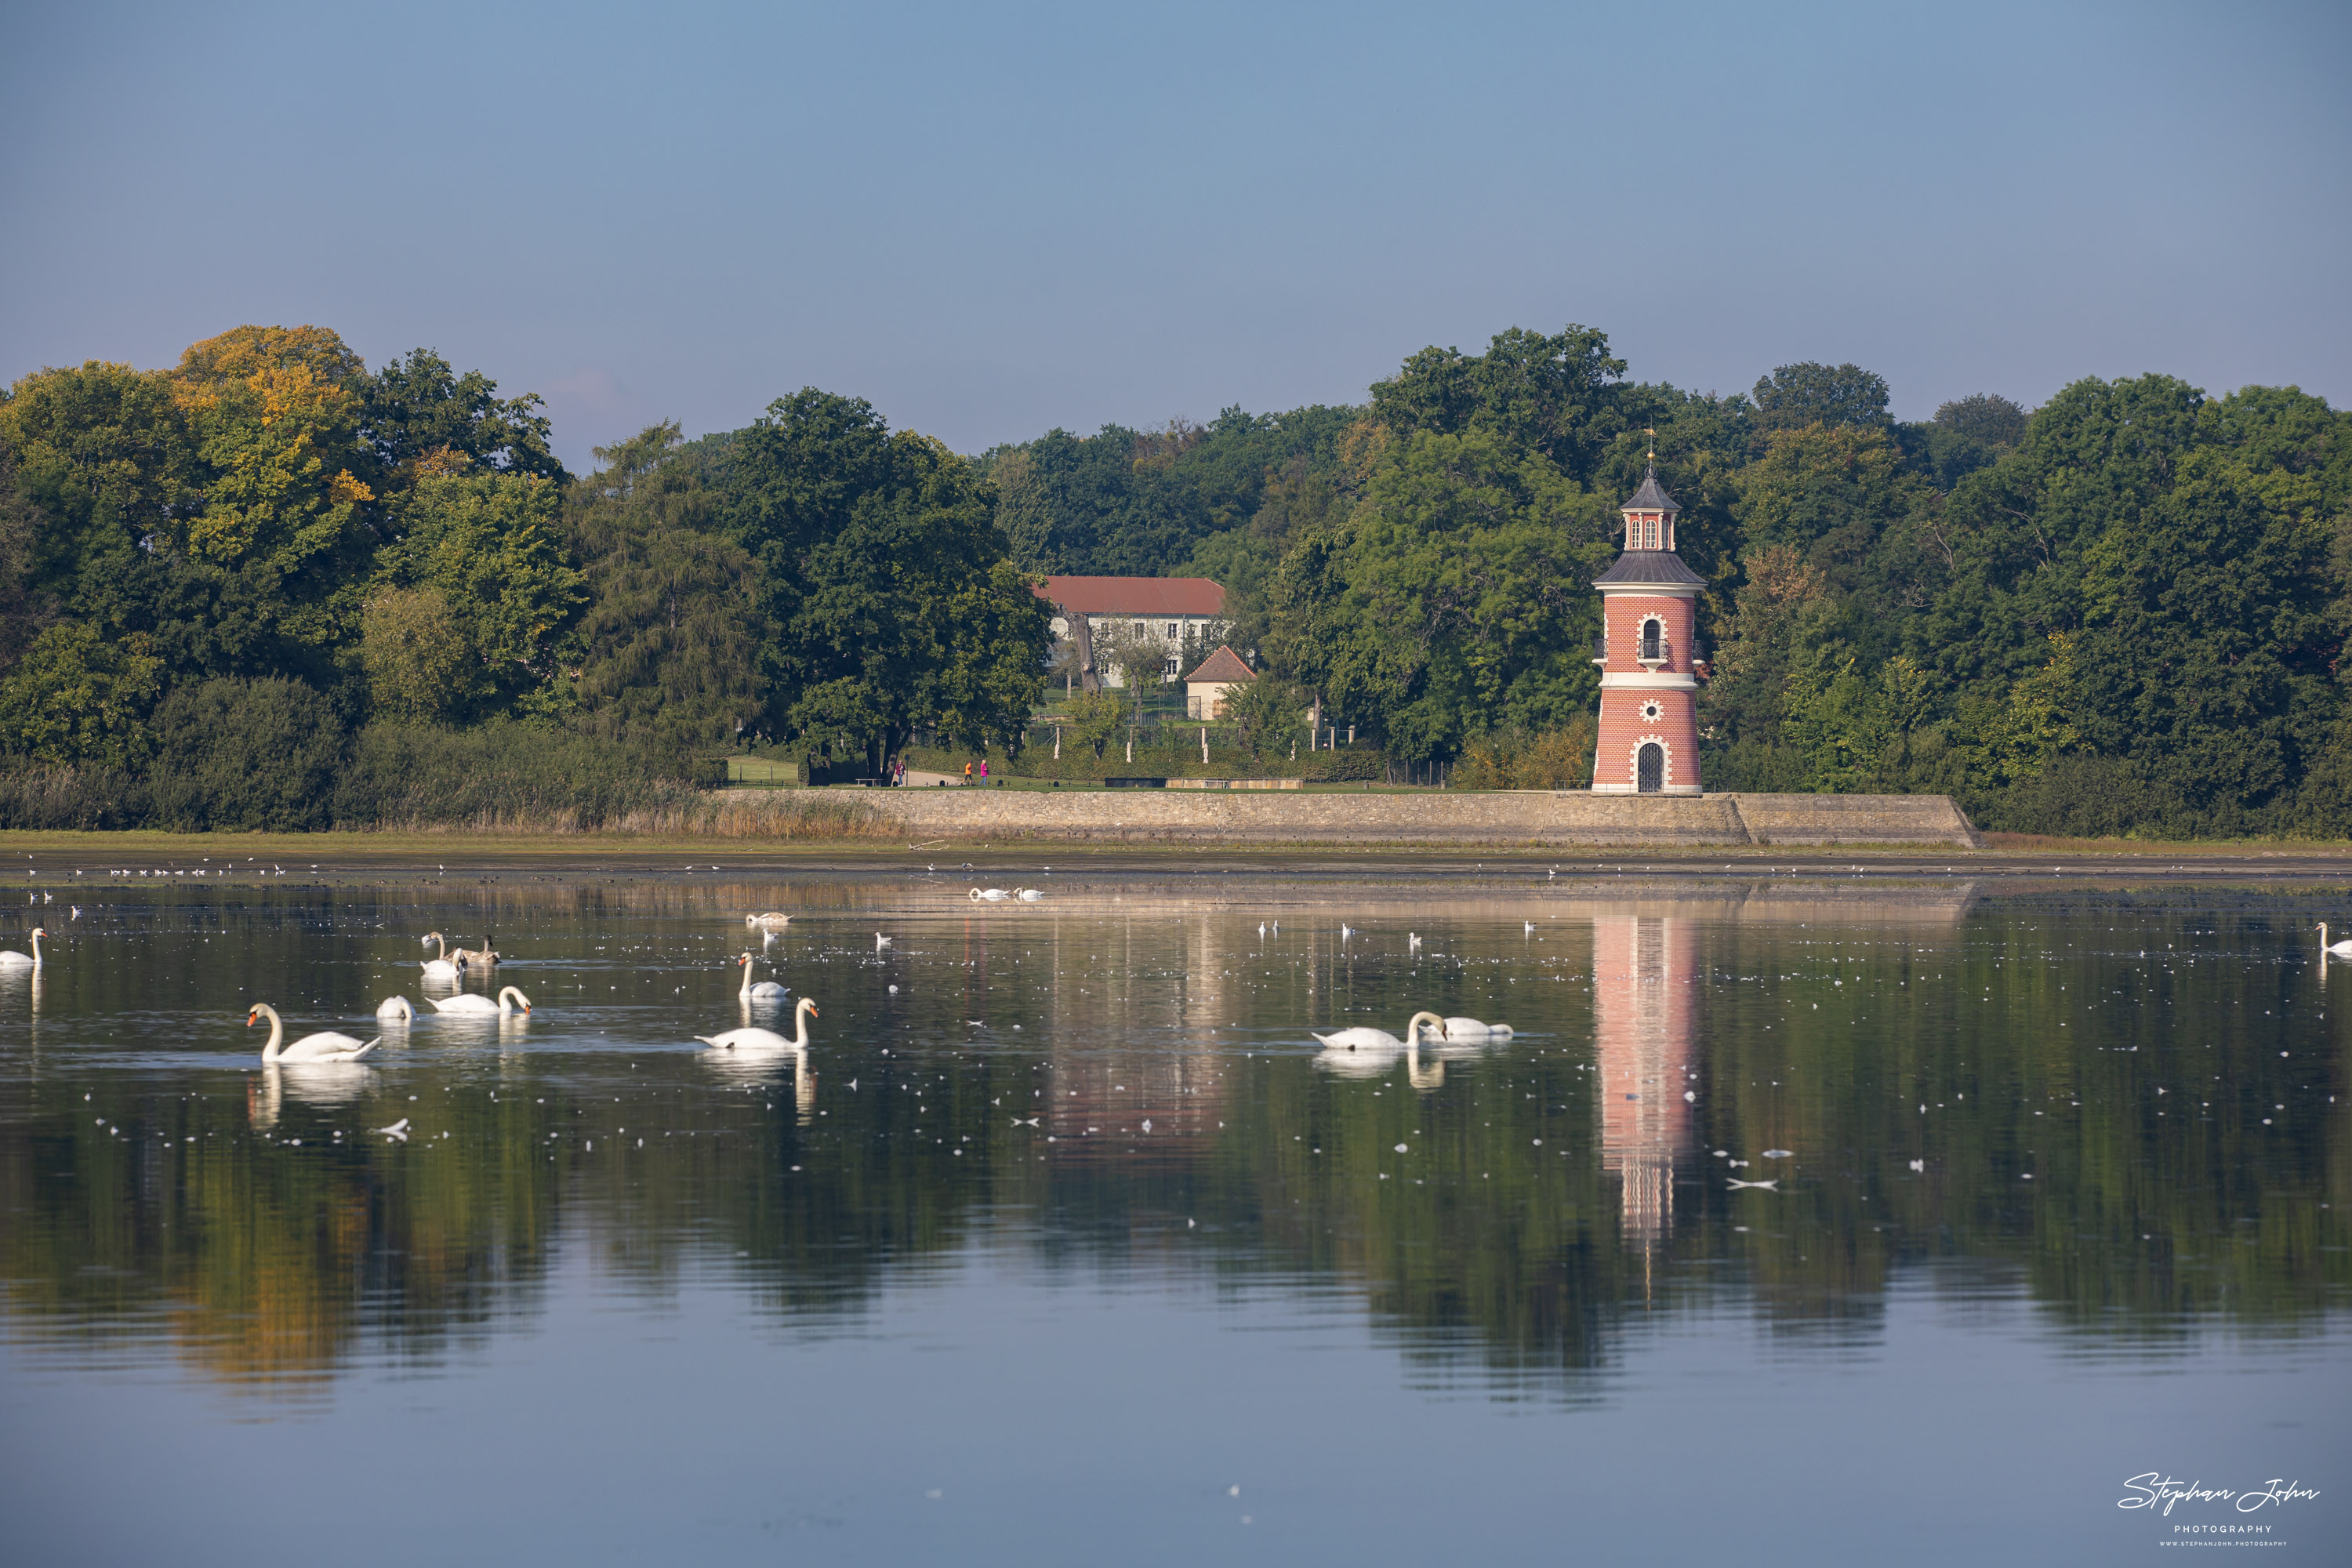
[1,872,2344,1563]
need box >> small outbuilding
[1183,646,1256,720]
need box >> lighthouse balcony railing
[1636,633,1670,669]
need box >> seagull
[1407,933,1421,950]
[1524,920,1535,934]
[1727,1178,1778,1191]
[1340,924,1353,939]
[374,1118,411,1141]
[71,907,82,920]
[876,933,893,949]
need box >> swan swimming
[1442,1016,1514,1043]
[2321,924,2352,958]
[248,1003,378,1062]
[376,996,416,1022]
[697,996,819,1050]
[419,931,462,984]
[427,985,532,1015]
[738,952,787,1000]
[452,940,499,969]
[1015,887,1044,902]
[1314,1012,1446,1087]
[746,912,792,930]
[970,887,1011,902]
[0,927,46,968]
[1312,1011,1445,1053]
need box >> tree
[372,463,583,720]
[361,587,473,724]
[718,390,1051,771]
[0,622,162,766]
[1267,424,1615,763]
[1221,664,1298,763]
[361,348,566,482]
[1065,687,1123,759]
[1370,325,1628,482]
[564,423,767,753]
[1933,394,2028,449]
[1751,362,1892,434]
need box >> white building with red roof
[1181,646,1255,719]
[1033,575,1227,688]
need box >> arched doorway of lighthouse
[1637,742,1664,793]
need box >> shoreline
[5,827,2350,888]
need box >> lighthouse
[1591,466,1704,794]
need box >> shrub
[147,678,347,831]
[1300,748,1382,782]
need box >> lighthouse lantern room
[1591,466,1704,794]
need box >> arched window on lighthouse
[1639,617,1664,662]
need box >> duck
[419,931,462,984]
[737,952,787,1000]
[426,985,532,1015]
[0,927,45,968]
[697,996,819,1051]
[248,1003,378,1062]
[1442,1016,1515,1043]
[376,996,416,1022]
[2320,924,2352,958]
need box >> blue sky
[3,0,2346,470]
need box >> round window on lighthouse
[1641,700,1662,721]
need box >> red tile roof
[1184,647,1256,684]
[1034,576,1226,616]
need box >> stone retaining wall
[851,788,1982,848]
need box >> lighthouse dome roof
[1621,469,1682,514]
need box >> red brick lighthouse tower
[1591,465,1704,794]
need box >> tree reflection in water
[0,877,2342,1399]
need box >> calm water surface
[1,873,2345,1563]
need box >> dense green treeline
[983,324,2352,836]
[5,320,2347,835]
[0,328,1051,822]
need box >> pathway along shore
[4,829,2350,889]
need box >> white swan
[875,932,892,949]
[1442,1017,1514,1043]
[0,928,45,968]
[376,996,415,1022]
[746,912,792,929]
[1314,1013,1446,1087]
[419,931,461,984]
[970,887,1011,902]
[738,953,787,1000]
[2321,924,2352,958]
[428,985,532,1015]
[697,996,818,1050]
[248,1003,378,1062]
[1311,1011,1445,1053]
[1015,887,1044,902]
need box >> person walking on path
[978,759,989,782]
[964,760,974,784]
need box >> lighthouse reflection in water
[1594,915,1698,1260]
